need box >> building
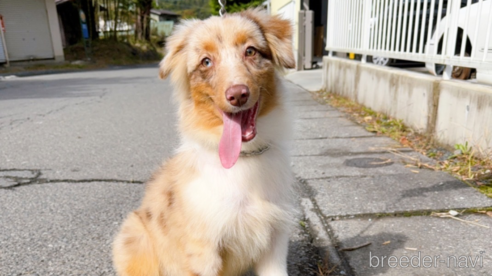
[150,9,180,37]
[267,0,300,63]
[0,0,65,64]
[268,0,328,70]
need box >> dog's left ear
[240,9,296,69]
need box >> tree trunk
[103,0,110,39]
[112,0,120,40]
[136,0,152,41]
[81,0,99,40]
[135,9,141,40]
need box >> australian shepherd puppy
[113,8,295,276]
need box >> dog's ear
[159,20,199,79]
[240,9,295,69]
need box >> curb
[0,62,159,79]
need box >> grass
[0,39,163,74]
[316,91,492,198]
[316,258,337,276]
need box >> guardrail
[326,0,492,83]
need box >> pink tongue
[219,112,243,169]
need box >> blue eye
[202,58,213,67]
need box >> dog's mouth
[219,101,259,169]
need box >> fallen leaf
[411,170,419,173]
[487,211,492,218]
[432,212,490,228]
[405,247,418,251]
[448,210,459,216]
[382,241,391,245]
[364,116,373,122]
[400,136,409,146]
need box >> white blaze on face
[221,46,249,89]
[217,47,248,169]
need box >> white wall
[270,0,300,51]
[46,0,64,61]
[0,0,64,62]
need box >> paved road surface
[4,67,491,276]
[0,67,322,276]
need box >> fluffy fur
[113,8,295,276]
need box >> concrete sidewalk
[286,69,492,276]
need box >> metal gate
[326,0,492,81]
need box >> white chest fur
[181,146,293,263]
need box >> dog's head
[159,8,294,168]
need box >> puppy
[113,8,295,276]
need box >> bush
[209,0,264,15]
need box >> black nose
[225,84,250,107]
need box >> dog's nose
[225,85,250,107]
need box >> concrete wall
[323,56,492,156]
[436,82,492,154]
[46,0,64,61]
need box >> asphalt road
[0,67,323,276]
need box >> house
[0,0,64,64]
[150,9,180,37]
[56,0,82,47]
[268,0,328,70]
[150,9,180,24]
[267,0,301,67]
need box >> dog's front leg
[254,228,289,276]
[185,239,223,276]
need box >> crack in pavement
[0,168,144,189]
[318,207,492,221]
[294,135,376,140]
[297,175,492,276]
[291,149,414,158]
[295,116,344,120]
[1,98,102,131]
[297,177,356,276]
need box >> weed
[315,257,337,276]
[1,39,162,75]
[454,141,472,155]
[317,91,492,198]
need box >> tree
[209,0,264,15]
[81,0,99,40]
[157,0,211,19]
[135,0,153,41]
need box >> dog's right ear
[159,20,199,79]
[240,8,295,69]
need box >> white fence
[326,0,492,81]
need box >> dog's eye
[245,47,257,57]
[201,58,213,68]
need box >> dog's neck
[178,136,272,158]
[240,144,270,157]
